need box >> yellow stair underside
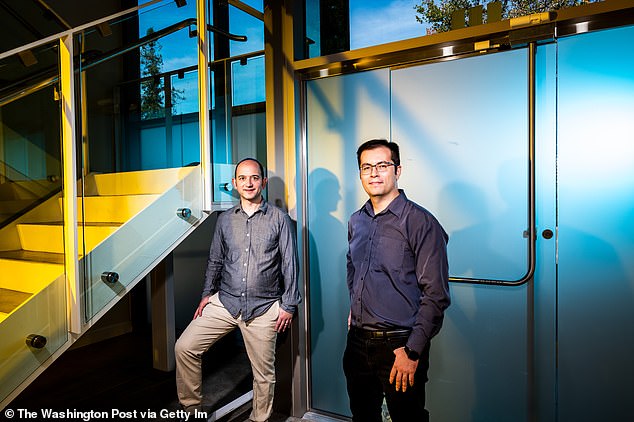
[0,259,64,322]
[17,223,120,254]
[62,194,160,223]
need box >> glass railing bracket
[177,208,192,219]
[25,334,48,349]
[101,271,120,284]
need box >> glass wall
[556,25,634,421]
[302,0,602,59]
[210,0,266,204]
[392,48,530,420]
[306,48,531,418]
[0,0,266,408]
[75,2,204,320]
[306,69,391,416]
[392,50,529,282]
[304,18,634,422]
[0,40,67,405]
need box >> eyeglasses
[359,161,395,175]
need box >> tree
[140,27,185,119]
[415,0,597,33]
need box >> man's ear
[261,177,268,189]
[232,178,238,190]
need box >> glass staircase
[0,0,213,408]
[0,165,204,406]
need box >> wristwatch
[403,345,420,361]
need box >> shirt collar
[362,189,406,218]
[234,199,268,215]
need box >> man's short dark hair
[234,157,265,178]
[356,139,401,169]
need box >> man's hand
[389,347,418,392]
[275,308,294,333]
[193,296,211,319]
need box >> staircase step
[58,194,160,223]
[0,250,65,264]
[0,179,59,200]
[0,287,32,314]
[16,223,120,254]
[0,258,63,293]
[0,199,37,213]
[82,166,196,196]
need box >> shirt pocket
[375,235,407,274]
[253,230,279,255]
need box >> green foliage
[415,0,596,33]
[140,28,165,119]
[415,0,482,33]
[140,27,185,120]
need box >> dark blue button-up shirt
[202,200,300,321]
[347,190,450,354]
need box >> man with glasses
[175,158,300,422]
[344,139,451,421]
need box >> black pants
[343,328,430,422]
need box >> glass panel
[557,25,634,421]
[304,0,321,58]
[305,49,531,419]
[533,41,558,421]
[0,1,160,53]
[211,60,233,204]
[211,0,265,204]
[306,69,391,417]
[212,54,266,204]
[390,48,530,420]
[390,48,530,421]
[75,2,203,321]
[303,1,602,59]
[302,0,436,58]
[0,41,67,404]
[392,50,529,282]
[231,55,265,106]
[172,70,200,116]
[229,0,264,56]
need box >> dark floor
[6,330,305,422]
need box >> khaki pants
[175,293,279,422]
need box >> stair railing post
[197,0,212,210]
[60,34,82,334]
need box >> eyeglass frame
[359,161,397,175]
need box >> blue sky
[350,0,428,49]
[136,0,428,110]
[138,0,428,72]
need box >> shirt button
[247,233,250,237]
[245,248,249,252]
[241,293,245,297]
[244,263,247,266]
[242,278,246,281]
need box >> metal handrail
[0,18,247,107]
